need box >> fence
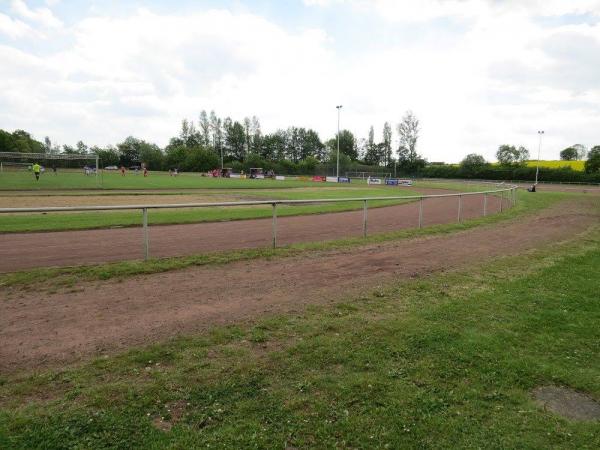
[346,171,392,180]
[0,185,518,262]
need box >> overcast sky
[1,0,599,162]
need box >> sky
[1,0,599,162]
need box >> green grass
[0,170,341,191]
[0,187,417,233]
[1,225,598,448]
[0,189,566,289]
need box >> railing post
[272,203,277,248]
[457,194,462,223]
[483,193,487,217]
[418,197,423,229]
[363,199,368,238]
[500,190,504,213]
[142,207,149,260]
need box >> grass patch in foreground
[1,227,599,448]
[0,190,569,289]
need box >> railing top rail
[0,185,517,214]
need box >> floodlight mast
[535,130,544,185]
[336,105,342,179]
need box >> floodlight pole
[336,105,342,179]
[535,130,544,185]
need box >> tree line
[2,114,599,180]
[424,144,600,182]
[0,110,425,175]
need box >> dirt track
[0,189,503,272]
[1,197,598,373]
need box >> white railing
[0,186,518,261]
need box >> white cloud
[11,0,63,28]
[0,12,32,38]
[312,0,600,21]
[1,2,599,162]
[0,8,337,148]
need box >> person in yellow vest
[32,163,41,181]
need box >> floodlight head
[336,105,343,109]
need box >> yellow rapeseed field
[524,160,585,171]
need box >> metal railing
[0,186,518,261]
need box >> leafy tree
[300,129,325,161]
[460,153,486,173]
[91,146,120,167]
[180,119,201,148]
[183,146,219,172]
[496,145,529,166]
[243,117,252,155]
[560,147,578,161]
[138,142,164,170]
[44,136,52,153]
[251,116,262,153]
[585,146,600,174]
[573,144,587,160]
[327,147,351,172]
[298,156,320,174]
[396,111,420,164]
[374,143,387,166]
[383,122,392,166]
[260,131,287,160]
[76,140,88,154]
[117,136,162,168]
[364,126,378,164]
[225,120,246,160]
[327,130,358,160]
[199,110,211,147]
[62,144,76,154]
[0,129,44,153]
[165,145,187,170]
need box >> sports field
[0,170,338,190]
[1,176,599,448]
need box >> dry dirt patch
[0,194,243,208]
[533,386,600,421]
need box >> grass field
[1,223,598,448]
[0,170,339,191]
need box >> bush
[183,147,219,172]
[585,146,600,174]
[418,163,600,183]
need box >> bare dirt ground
[0,197,597,373]
[0,189,503,272]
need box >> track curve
[0,189,506,272]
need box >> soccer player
[32,162,41,181]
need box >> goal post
[0,152,101,185]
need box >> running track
[0,192,505,272]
